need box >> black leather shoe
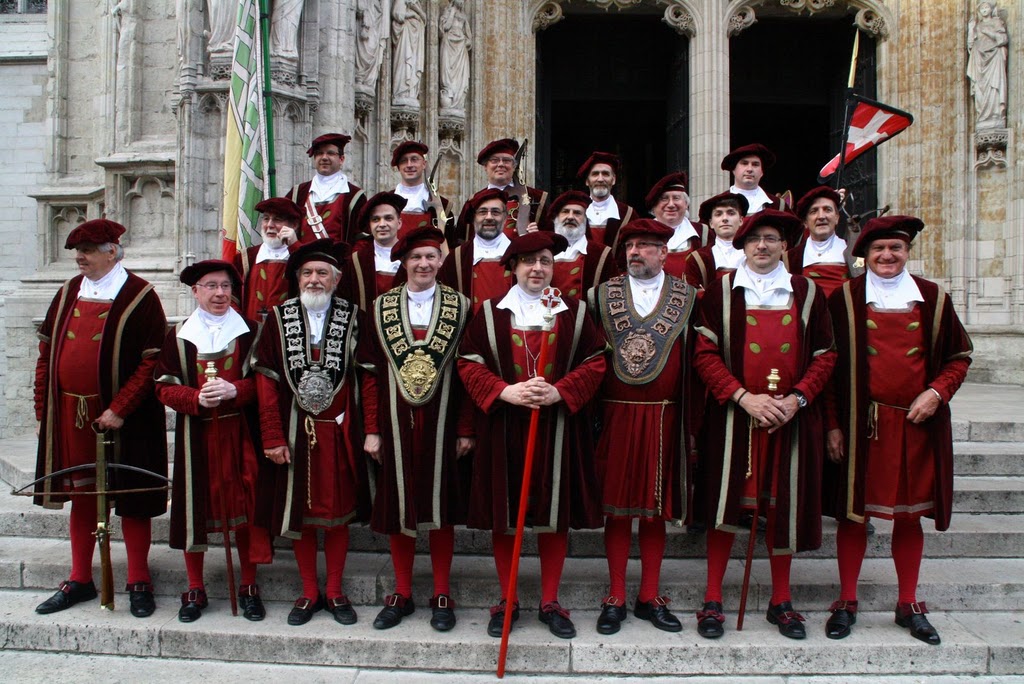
[596,600,627,635]
[127,582,155,618]
[239,584,266,622]
[766,601,806,639]
[696,601,725,639]
[373,593,414,630]
[287,594,324,626]
[35,580,98,614]
[178,588,209,623]
[487,600,520,638]
[329,595,357,625]
[538,601,576,639]
[634,596,683,633]
[826,600,858,640]
[895,602,941,645]
[429,594,456,632]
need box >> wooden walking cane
[205,361,238,616]
[497,286,561,679]
[736,367,781,631]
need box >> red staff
[497,286,561,679]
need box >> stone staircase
[1,383,1023,680]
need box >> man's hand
[96,409,124,431]
[278,226,297,245]
[499,376,561,408]
[456,437,476,459]
[766,394,800,434]
[265,445,291,465]
[364,433,383,463]
[737,392,787,428]
[907,388,941,424]
[526,221,539,233]
[827,428,845,463]
[199,377,237,408]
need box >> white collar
[730,185,772,214]
[407,284,436,304]
[865,268,924,310]
[373,241,400,273]
[586,196,620,223]
[556,233,589,260]
[496,284,568,327]
[667,218,698,251]
[177,306,249,354]
[395,183,429,211]
[472,232,511,264]
[626,270,665,318]
[733,260,793,306]
[77,263,128,301]
[255,241,290,264]
[802,233,848,265]
[487,183,510,191]
[303,300,331,343]
[310,171,350,202]
[406,284,436,325]
[711,239,744,270]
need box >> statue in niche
[270,0,304,60]
[391,0,426,108]
[206,0,235,54]
[112,0,138,147]
[439,0,471,113]
[967,1,1008,129]
[355,0,387,94]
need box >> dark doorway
[730,18,877,218]
[536,14,685,210]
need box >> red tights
[69,492,151,585]
[183,526,258,591]
[292,525,351,600]
[836,517,923,604]
[604,517,667,603]
[492,530,567,605]
[704,511,792,605]
[388,526,455,598]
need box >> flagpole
[833,30,860,195]
[258,0,277,197]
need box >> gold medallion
[399,349,438,401]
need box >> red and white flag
[819,96,913,180]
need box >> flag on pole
[818,95,913,181]
[221,0,270,267]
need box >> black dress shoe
[429,594,456,632]
[178,588,209,623]
[696,601,725,639]
[373,593,414,630]
[895,602,941,645]
[487,600,520,638]
[35,580,98,614]
[287,594,324,626]
[239,584,266,622]
[596,601,627,635]
[328,595,357,625]
[538,601,576,639]
[826,600,858,640]
[127,582,155,618]
[634,596,682,633]
[766,601,806,639]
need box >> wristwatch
[791,390,808,409]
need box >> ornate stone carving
[391,0,426,108]
[854,7,888,38]
[206,0,235,55]
[270,0,303,60]
[588,0,643,10]
[975,128,1009,169]
[663,3,696,37]
[439,117,465,142]
[778,0,835,14]
[271,58,299,86]
[355,93,374,119]
[392,107,419,141]
[968,2,1008,130]
[209,59,232,80]
[728,6,756,37]
[533,1,564,33]
[355,0,388,96]
[439,0,471,115]
[197,92,224,114]
[112,0,139,148]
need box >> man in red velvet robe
[589,219,699,635]
[721,143,788,214]
[360,226,473,633]
[785,186,854,298]
[287,133,367,244]
[824,216,972,646]
[342,191,408,311]
[155,260,263,623]
[454,138,548,243]
[439,188,515,314]
[646,172,713,279]
[459,231,606,640]
[237,198,302,323]
[577,151,637,251]
[685,192,749,291]
[254,239,369,627]
[33,219,167,618]
[692,210,835,640]
[390,140,454,240]
[544,190,618,300]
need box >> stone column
[689,0,730,202]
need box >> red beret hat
[733,209,803,246]
[576,151,621,181]
[65,219,126,249]
[391,226,445,262]
[180,259,242,287]
[390,140,429,168]
[720,143,776,172]
[357,192,408,231]
[476,138,519,165]
[306,133,351,157]
[255,197,303,222]
[542,191,591,231]
[644,172,689,210]
[795,186,842,219]
[500,232,569,267]
[468,187,508,211]
[698,192,749,224]
[852,215,924,258]
[616,219,675,252]
[286,238,347,282]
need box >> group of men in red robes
[32,133,972,650]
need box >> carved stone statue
[967,2,1008,129]
[391,0,426,108]
[439,0,471,113]
[112,0,138,147]
[270,0,304,60]
[355,0,387,95]
[205,0,235,54]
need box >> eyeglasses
[487,156,516,165]
[518,256,554,267]
[623,240,664,251]
[475,208,505,217]
[745,235,782,245]
[195,282,233,292]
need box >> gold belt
[62,391,100,429]
[866,399,910,440]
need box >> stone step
[949,384,1024,443]
[4,535,1023,613]
[955,442,1024,476]
[0,589,1020,677]
[953,477,1024,513]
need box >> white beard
[555,220,586,245]
[300,290,331,311]
[590,185,611,200]
[263,235,284,249]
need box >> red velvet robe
[684,246,737,291]
[437,242,514,315]
[458,297,606,533]
[785,240,852,299]
[34,273,168,518]
[454,186,548,244]
[825,275,972,531]
[155,321,261,551]
[340,245,408,312]
[288,180,368,244]
[693,274,835,553]
[236,245,292,323]
[552,242,618,300]
[397,195,454,241]
[587,200,636,252]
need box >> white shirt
[865,268,924,310]
[711,239,744,271]
[254,241,290,264]
[395,183,429,212]
[373,242,400,274]
[730,185,773,214]
[77,262,128,301]
[472,233,511,265]
[486,183,510,191]
[496,284,568,328]
[556,234,589,261]
[733,260,794,307]
[177,306,250,354]
[587,196,620,225]
[802,233,848,266]
[667,218,699,252]
[309,171,350,203]
[407,285,435,327]
[627,270,665,318]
